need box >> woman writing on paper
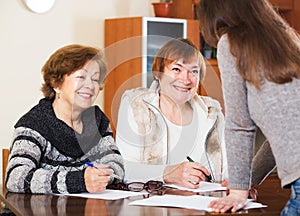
[116,38,275,193]
[5,44,124,194]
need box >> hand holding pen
[163,157,212,189]
[85,162,122,180]
[84,162,113,193]
[186,156,213,182]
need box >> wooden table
[0,176,290,216]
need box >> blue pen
[85,162,122,180]
[85,161,99,169]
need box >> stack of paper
[129,194,267,212]
[61,190,148,200]
[165,181,227,193]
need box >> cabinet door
[104,17,143,135]
[145,17,188,87]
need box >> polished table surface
[0,175,290,216]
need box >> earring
[54,89,61,99]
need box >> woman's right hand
[84,164,113,193]
[208,189,248,213]
[220,180,258,200]
[163,161,210,188]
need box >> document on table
[129,194,267,212]
[58,190,148,200]
[166,181,227,193]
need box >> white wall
[0,0,157,181]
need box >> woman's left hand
[208,189,248,213]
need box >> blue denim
[280,178,300,216]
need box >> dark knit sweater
[5,98,124,194]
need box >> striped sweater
[5,98,124,194]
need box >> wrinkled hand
[163,161,210,189]
[84,164,113,193]
[208,189,248,213]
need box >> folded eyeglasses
[127,180,164,193]
[108,180,164,193]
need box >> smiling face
[55,60,101,112]
[159,56,200,105]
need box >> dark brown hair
[152,38,206,82]
[197,0,300,88]
[41,44,107,100]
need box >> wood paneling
[104,17,143,135]
[269,0,300,33]
[269,0,293,11]
[199,59,224,112]
[169,0,195,19]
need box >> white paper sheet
[60,189,148,200]
[166,181,227,193]
[129,194,267,212]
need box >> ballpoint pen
[85,162,99,169]
[186,156,212,182]
[186,156,194,162]
[85,162,122,180]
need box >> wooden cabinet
[199,59,224,112]
[269,0,300,33]
[104,16,199,135]
[269,0,293,11]
[169,0,195,19]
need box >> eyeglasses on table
[107,180,164,193]
[127,180,164,193]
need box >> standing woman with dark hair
[197,0,300,214]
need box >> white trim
[141,17,187,87]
